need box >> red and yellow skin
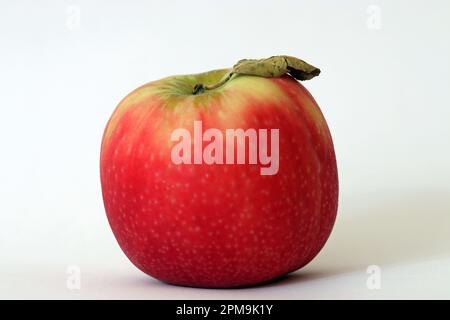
[100,69,338,288]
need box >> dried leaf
[194,55,320,94]
[232,55,320,81]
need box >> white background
[1,0,450,299]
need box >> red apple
[100,56,338,288]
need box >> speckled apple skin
[100,70,338,288]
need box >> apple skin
[100,69,338,288]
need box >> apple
[100,56,338,288]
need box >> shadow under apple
[269,189,450,288]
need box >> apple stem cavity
[192,55,320,95]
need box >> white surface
[1,0,450,299]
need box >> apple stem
[192,55,320,95]
[193,72,234,95]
